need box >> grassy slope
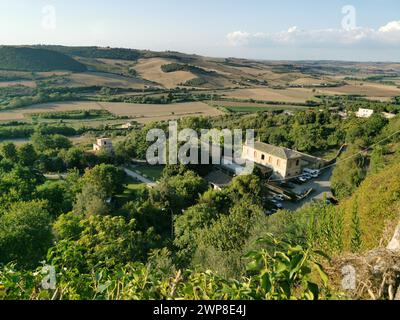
[0,47,87,72]
[340,160,400,250]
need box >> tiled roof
[252,141,302,160]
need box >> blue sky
[0,0,399,61]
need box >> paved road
[282,167,334,211]
[123,168,158,188]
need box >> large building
[243,142,303,179]
[93,138,113,153]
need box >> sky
[0,0,399,61]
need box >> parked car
[298,176,308,183]
[271,200,283,209]
[292,177,304,184]
[273,194,285,201]
[303,174,313,181]
[303,168,320,178]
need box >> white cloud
[227,21,400,48]
[226,30,251,46]
[379,21,400,33]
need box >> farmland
[0,45,399,142]
[0,101,223,124]
[221,87,317,103]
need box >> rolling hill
[0,46,87,72]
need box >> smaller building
[205,170,232,191]
[356,108,374,118]
[382,112,396,120]
[121,122,134,129]
[93,138,113,153]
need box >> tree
[228,174,264,205]
[0,166,45,206]
[50,215,159,271]
[53,211,84,241]
[0,142,18,162]
[201,201,264,252]
[174,203,219,264]
[82,164,126,197]
[17,143,38,167]
[153,171,208,213]
[36,180,73,217]
[0,200,53,268]
[32,132,71,153]
[73,183,109,217]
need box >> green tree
[59,147,87,170]
[17,143,38,167]
[174,203,219,264]
[153,170,208,213]
[0,201,53,268]
[82,164,126,197]
[1,142,18,162]
[73,183,109,217]
[36,180,73,217]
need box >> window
[269,156,272,163]
[261,154,265,160]
[254,151,258,158]
[277,159,281,167]
[296,159,300,166]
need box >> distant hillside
[0,46,87,72]
[37,45,143,61]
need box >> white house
[356,108,374,118]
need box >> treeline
[37,45,143,61]
[105,92,218,104]
[161,63,214,75]
[3,92,80,110]
[0,124,79,140]
[28,109,115,120]
[318,95,400,114]
[181,77,207,87]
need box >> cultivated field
[67,72,148,89]
[0,101,224,124]
[134,58,196,88]
[212,100,308,112]
[222,88,316,103]
[316,81,400,98]
[0,80,36,88]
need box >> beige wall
[243,145,301,179]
